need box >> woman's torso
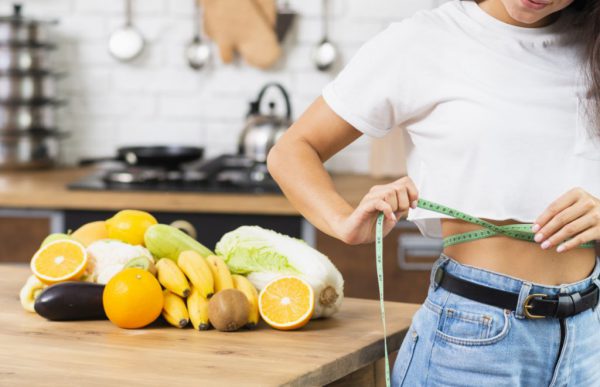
[441,217,596,284]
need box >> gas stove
[68,154,282,194]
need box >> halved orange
[31,239,88,284]
[258,276,314,331]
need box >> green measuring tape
[375,198,596,386]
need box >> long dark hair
[571,0,600,135]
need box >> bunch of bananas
[156,251,259,330]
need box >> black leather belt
[433,267,600,319]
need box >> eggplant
[34,282,107,321]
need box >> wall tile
[3,0,436,172]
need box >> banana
[19,275,47,313]
[177,251,214,298]
[232,274,260,329]
[206,255,234,293]
[156,258,191,298]
[162,289,189,328]
[187,287,211,331]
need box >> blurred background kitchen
[0,0,447,303]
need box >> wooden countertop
[0,168,388,215]
[0,265,418,386]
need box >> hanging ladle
[108,0,145,62]
[313,0,337,72]
[186,0,211,70]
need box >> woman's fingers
[374,199,396,222]
[535,197,595,245]
[542,212,598,251]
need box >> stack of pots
[0,4,63,170]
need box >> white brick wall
[1,0,439,172]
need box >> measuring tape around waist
[375,199,597,386]
[417,198,596,249]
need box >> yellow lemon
[106,210,158,246]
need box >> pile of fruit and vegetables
[20,209,344,332]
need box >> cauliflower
[86,240,153,284]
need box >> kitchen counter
[0,265,419,386]
[0,167,388,215]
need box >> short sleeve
[322,21,417,138]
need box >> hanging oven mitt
[201,0,281,69]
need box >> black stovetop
[68,154,282,194]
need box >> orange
[103,268,163,329]
[71,221,109,246]
[31,239,88,284]
[258,276,314,331]
[106,210,157,246]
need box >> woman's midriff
[441,218,598,285]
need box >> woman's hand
[336,176,419,245]
[532,187,600,253]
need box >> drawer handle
[170,220,197,239]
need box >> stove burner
[69,154,281,194]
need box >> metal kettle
[238,83,293,163]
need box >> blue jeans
[392,253,600,387]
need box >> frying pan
[79,146,204,169]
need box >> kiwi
[208,289,250,332]
[124,256,157,276]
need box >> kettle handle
[252,82,292,121]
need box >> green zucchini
[144,224,214,262]
[34,282,107,321]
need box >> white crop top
[322,0,600,239]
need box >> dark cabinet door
[0,211,56,263]
[315,223,441,304]
[64,210,303,250]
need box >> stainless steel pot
[0,45,52,72]
[0,131,61,169]
[0,103,56,131]
[0,4,56,45]
[0,72,56,102]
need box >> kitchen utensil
[0,44,54,72]
[0,4,56,45]
[238,83,292,163]
[108,0,145,62]
[0,72,56,102]
[275,0,296,42]
[313,0,337,72]
[203,0,281,69]
[0,101,58,132]
[0,130,65,170]
[79,146,205,170]
[186,0,211,70]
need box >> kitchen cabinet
[0,209,63,264]
[316,220,441,304]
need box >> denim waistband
[431,252,600,296]
[430,253,600,319]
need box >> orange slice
[31,239,88,284]
[258,276,314,330]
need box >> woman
[268,0,600,385]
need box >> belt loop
[430,254,450,291]
[515,282,533,319]
[593,278,600,311]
